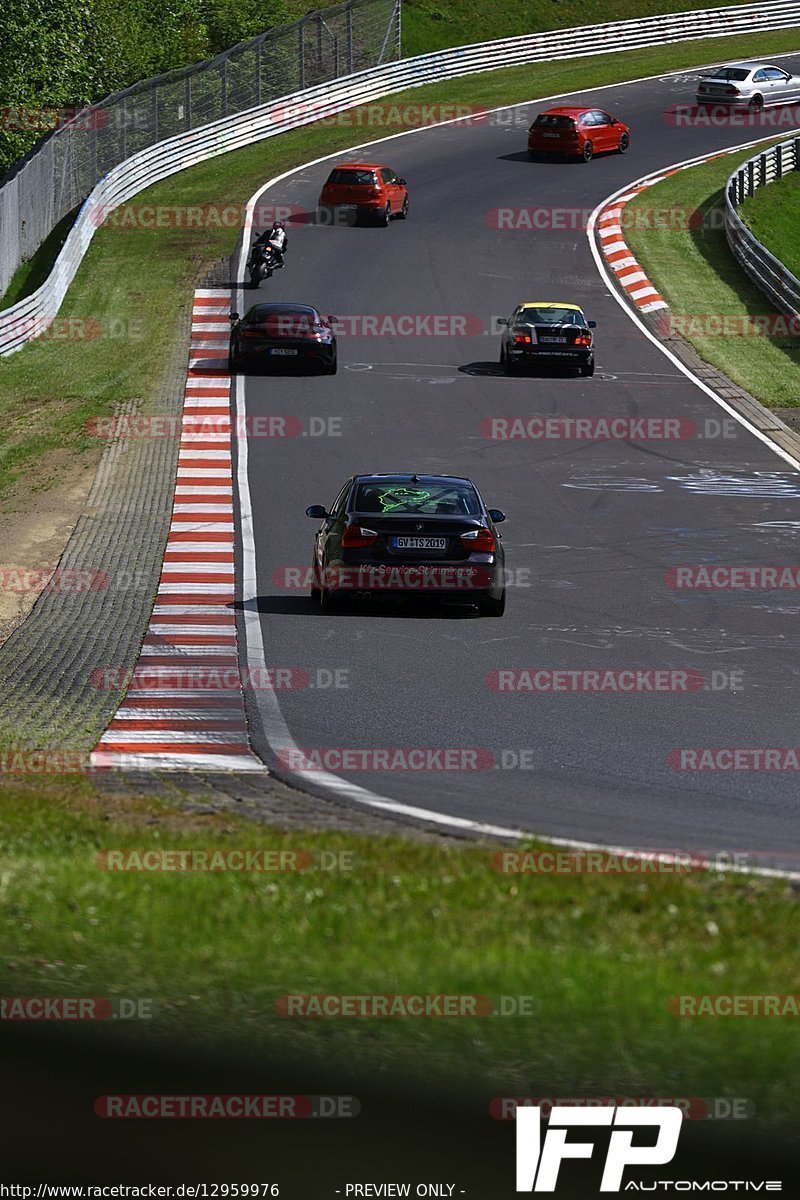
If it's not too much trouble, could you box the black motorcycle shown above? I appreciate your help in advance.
[248,243,278,287]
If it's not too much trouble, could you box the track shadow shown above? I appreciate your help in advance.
[235,594,481,619]
[289,208,370,228]
[459,360,584,379]
[234,595,319,615]
[459,360,506,378]
[228,360,335,377]
[498,150,584,165]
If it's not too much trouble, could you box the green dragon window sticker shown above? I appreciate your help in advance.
[377,487,433,512]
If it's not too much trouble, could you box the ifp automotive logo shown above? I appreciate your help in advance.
[515,1106,783,1191]
[516,1105,682,1191]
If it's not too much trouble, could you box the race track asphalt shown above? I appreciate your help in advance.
[235,58,800,870]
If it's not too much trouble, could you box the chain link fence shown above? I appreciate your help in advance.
[0,0,400,299]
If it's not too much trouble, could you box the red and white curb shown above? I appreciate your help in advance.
[595,184,670,313]
[595,148,751,314]
[91,288,265,772]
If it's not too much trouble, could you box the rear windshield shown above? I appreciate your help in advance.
[518,307,587,327]
[327,168,376,185]
[707,67,750,80]
[533,114,575,128]
[245,309,318,336]
[354,481,481,515]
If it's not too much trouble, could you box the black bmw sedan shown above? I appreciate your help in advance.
[305,473,507,616]
[498,301,596,376]
[228,303,337,373]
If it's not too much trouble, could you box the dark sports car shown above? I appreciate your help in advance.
[498,301,596,376]
[228,302,337,373]
[305,473,507,616]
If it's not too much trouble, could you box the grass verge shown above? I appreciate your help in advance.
[739,163,800,279]
[1,28,800,511]
[624,142,800,410]
[401,0,768,58]
[0,775,797,1125]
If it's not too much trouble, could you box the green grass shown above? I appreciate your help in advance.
[1,27,799,509]
[401,0,767,57]
[740,163,800,279]
[624,142,800,409]
[0,775,798,1124]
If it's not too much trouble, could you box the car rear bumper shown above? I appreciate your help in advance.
[232,341,335,362]
[320,197,386,210]
[528,137,579,151]
[509,346,592,364]
[695,94,747,106]
[317,559,503,596]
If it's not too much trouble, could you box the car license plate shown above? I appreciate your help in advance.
[540,336,567,343]
[270,348,298,355]
[542,132,560,138]
[392,537,447,550]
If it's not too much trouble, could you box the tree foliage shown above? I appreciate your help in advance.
[0,0,300,173]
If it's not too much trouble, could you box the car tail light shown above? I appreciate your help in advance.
[575,334,592,347]
[725,86,740,95]
[513,334,532,344]
[243,329,262,338]
[461,528,496,553]
[342,524,378,548]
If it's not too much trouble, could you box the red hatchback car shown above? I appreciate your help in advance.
[318,162,409,225]
[528,106,630,162]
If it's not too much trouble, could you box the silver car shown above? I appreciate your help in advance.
[696,62,800,108]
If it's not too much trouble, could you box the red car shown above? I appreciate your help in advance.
[318,162,408,225]
[528,106,630,162]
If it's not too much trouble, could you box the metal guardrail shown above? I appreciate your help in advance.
[3,0,800,355]
[0,0,400,304]
[725,136,800,316]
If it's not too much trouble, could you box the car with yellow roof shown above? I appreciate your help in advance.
[497,301,596,377]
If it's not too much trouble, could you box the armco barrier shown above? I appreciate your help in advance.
[3,0,800,355]
[725,136,800,316]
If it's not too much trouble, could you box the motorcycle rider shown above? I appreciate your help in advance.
[253,219,287,268]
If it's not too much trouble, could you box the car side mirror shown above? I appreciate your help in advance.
[588,320,597,328]
[328,315,337,324]
[497,318,509,327]
[488,509,506,523]
[398,178,407,185]
[306,505,329,519]
[230,312,239,322]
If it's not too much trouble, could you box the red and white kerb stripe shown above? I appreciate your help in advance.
[595,153,734,314]
[595,185,669,313]
[92,289,264,771]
